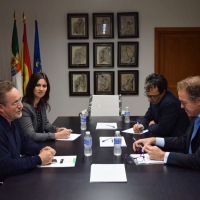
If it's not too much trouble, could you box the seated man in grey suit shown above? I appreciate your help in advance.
[133,76,200,170]
[133,73,190,137]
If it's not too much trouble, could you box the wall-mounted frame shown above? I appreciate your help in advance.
[118,70,139,95]
[117,12,139,38]
[69,71,90,96]
[94,71,114,95]
[93,42,114,68]
[68,43,89,68]
[92,13,114,39]
[118,42,139,67]
[67,13,89,39]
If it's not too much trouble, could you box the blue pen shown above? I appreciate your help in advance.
[106,124,115,128]
[102,137,113,142]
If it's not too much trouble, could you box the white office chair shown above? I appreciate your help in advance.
[86,94,122,116]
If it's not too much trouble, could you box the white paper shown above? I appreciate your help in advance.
[99,137,127,147]
[96,123,117,130]
[130,154,164,165]
[122,128,149,134]
[38,156,77,168]
[56,133,81,141]
[90,164,127,182]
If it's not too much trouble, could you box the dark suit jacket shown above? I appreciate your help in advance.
[164,117,200,170]
[140,90,190,137]
[0,115,42,181]
[19,103,57,142]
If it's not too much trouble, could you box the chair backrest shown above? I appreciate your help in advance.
[87,94,122,116]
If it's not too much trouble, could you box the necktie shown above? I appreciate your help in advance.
[188,117,200,154]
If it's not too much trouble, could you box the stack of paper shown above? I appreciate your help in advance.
[38,156,77,167]
[122,128,148,134]
[99,137,127,147]
[90,164,127,182]
[130,154,164,165]
[96,123,117,130]
[56,133,81,141]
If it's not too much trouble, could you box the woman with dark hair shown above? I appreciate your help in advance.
[19,72,72,141]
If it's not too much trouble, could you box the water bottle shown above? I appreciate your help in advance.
[80,111,87,130]
[84,131,92,156]
[113,131,122,156]
[124,107,130,123]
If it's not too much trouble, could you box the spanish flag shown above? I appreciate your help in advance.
[11,11,23,96]
[21,12,32,94]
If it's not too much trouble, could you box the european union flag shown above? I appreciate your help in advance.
[33,20,42,73]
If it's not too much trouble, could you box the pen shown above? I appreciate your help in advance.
[106,125,115,128]
[102,137,112,142]
[133,137,143,149]
[136,119,144,132]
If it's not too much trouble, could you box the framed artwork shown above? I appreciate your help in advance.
[118,70,139,95]
[117,12,139,38]
[94,71,114,95]
[67,13,89,39]
[93,42,114,68]
[68,43,89,68]
[118,42,139,67]
[69,71,90,96]
[92,13,114,39]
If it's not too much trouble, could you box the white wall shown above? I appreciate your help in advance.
[0,0,200,122]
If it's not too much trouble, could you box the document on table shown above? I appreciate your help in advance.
[90,164,127,182]
[38,156,77,168]
[130,154,164,165]
[96,123,117,130]
[122,128,148,134]
[56,133,81,141]
[99,137,127,147]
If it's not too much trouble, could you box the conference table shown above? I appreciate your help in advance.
[1,116,200,200]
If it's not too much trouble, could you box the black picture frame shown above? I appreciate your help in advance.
[67,13,89,39]
[118,42,139,67]
[94,71,114,95]
[117,12,139,38]
[93,42,114,68]
[68,43,89,68]
[92,13,114,39]
[69,71,90,96]
[118,70,139,95]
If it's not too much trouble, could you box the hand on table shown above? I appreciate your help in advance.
[133,124,144,133]
[40,146,56,156]
[39,149,54,165]
[55,128,72,139]
[144,145,165,161]
[133,137,156,152]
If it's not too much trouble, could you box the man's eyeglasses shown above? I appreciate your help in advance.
[125,154,145,164]
[143,92,160,100]
[12,97,22,107]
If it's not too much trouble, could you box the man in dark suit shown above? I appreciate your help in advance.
[133,73,189,137]
[133,76,200,170]
[0,81,56,182]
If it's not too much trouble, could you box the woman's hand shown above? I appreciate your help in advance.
[55,128,73,139]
